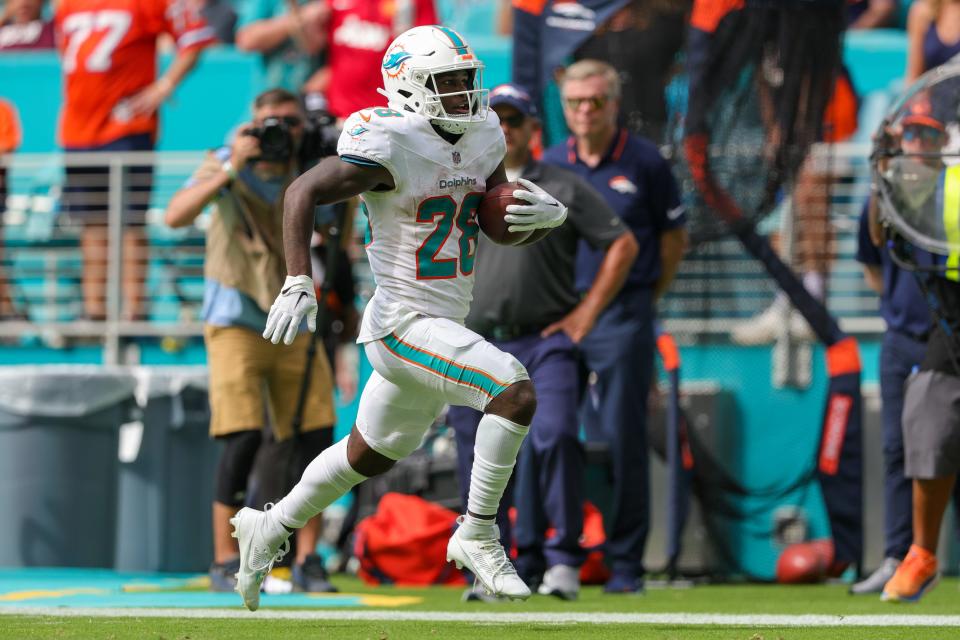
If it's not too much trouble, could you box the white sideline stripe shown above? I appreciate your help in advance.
[3,608,960,626]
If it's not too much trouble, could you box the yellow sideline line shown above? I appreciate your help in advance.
[0,588,106,601]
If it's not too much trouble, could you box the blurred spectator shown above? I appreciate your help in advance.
[851,188,960,593]
[848,0,898,29]
[55,0,215,322]
[497,0,512,35]
[309,225,359,403]
[906,0,960,83]
[512,0,688,145]
[880,162,960,601]
[446,83,638,600]
[165,88,339,594]
[0,98,20,319]
[188,0,237,44]
[545,59,687,594]
[731,66,859,345]
[235,0,326,94]
[300,0,438,121]
[0,0,55,51]
[573,0,690,144]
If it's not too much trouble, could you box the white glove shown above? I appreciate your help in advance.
[263,275,317,345]
[504,177,568,233]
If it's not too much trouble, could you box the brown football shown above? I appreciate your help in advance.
[476,181,533,246]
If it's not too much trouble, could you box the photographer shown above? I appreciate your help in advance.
[165,88,341,593]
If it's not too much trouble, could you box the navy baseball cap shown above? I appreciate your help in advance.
[489,83,539,119]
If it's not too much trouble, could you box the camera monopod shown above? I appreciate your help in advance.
[289,200,351,442]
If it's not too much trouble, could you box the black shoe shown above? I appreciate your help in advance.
[292,554,338,593]
[604,570,645,594]
[209,557,240,592]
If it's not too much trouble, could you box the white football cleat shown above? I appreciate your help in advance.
[230,506,291,611]
[446,517,531,601]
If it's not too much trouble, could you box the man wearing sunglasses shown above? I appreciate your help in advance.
[446,82,638,600]
[545,58,687,594]
[165,88,339,595]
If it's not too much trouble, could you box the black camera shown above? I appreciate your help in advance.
[245,116,297,163]
[243,96,340,169]
[300,98,341,171]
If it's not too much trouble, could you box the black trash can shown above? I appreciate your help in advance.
[0,366,136,568]
[114,367,220,572]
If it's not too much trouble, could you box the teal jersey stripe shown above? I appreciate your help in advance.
[341,154,382,168]
[382,333,508,398]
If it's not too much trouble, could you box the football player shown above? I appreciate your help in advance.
[230,25,568,611]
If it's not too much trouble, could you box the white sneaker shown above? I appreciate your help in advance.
[230,506,291,611]
[730,304,783,345]
[732,304,817,345]
[446,516,531,601]
[850,557,900,595]
[538,564,580,600]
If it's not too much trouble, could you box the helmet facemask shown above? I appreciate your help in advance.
[421,67,488,134]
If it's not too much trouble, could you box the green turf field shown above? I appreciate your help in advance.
[4,576,960,639]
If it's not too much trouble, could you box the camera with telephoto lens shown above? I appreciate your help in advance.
[245,116,296,163]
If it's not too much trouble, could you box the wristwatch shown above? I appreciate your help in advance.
[222,159,238,183]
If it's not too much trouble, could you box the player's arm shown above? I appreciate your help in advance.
[283,156,393,277]
[265,156,391,345]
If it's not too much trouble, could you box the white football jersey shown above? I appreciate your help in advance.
[337,107,506,343]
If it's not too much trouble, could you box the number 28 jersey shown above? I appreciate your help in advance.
[337,108,506,343]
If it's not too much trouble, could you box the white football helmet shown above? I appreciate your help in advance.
[379,25,488,134]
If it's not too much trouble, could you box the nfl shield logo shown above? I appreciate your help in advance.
[452,151,461,165]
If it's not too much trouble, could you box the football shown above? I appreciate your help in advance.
[477,181,533,246]
[774,540,830,584]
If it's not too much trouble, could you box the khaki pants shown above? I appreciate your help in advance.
[204,325,335,441]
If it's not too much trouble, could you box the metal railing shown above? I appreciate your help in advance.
[0,144,883,363]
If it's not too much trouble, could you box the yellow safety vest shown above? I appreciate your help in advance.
[944,165,960,281]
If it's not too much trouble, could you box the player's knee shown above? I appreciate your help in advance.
[346,425,397,477]
[488,379,537,426]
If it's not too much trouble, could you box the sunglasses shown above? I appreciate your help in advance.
[902,125,943,143]
[500,113,526,129]
[563,95,609,111]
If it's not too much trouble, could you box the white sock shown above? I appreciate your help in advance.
[461,414,528,539]
[803,271,825,302]
[270,436,366,530]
